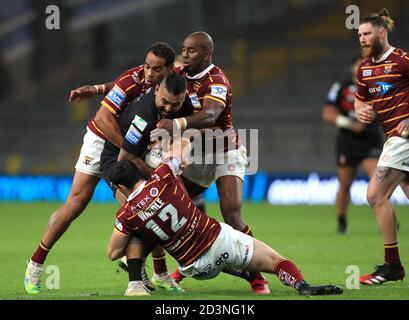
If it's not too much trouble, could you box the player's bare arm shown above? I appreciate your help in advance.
[68,83,112,103]
[152,98,224,137]
[118,148,153,178]
[93,106,124,148]
[354,98,376,124]
[108,229,130,260]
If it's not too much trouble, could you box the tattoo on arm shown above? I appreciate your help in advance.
[375,166,392,183]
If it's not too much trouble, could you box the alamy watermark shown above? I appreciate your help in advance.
[345,265,360,289]
[45,5,60,30]
[148,127,259,175]
[45,265,60,290]
[345,5,360,30]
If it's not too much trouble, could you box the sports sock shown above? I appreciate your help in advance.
[274,259,305,289]
[153,254,167,275]
[338,215,347,229]
[127,258,143,281]
[384,242,400,264]
[31,241,51,264]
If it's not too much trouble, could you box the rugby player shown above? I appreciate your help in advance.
[322,56,383,234]
[24,43,176,294]
[354,8,409,285]
[106,137,343,297]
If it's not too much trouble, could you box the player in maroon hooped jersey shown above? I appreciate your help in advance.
[107,137,343,297]
[24,43,176,294]
[354,8,409,285]
[322,56,382,234]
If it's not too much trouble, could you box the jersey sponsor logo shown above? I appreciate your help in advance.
[189,93,201,108]
[107,85,126,108]
[363,70,372,77]
[368,82,394,96]
[131,71,140,84]
[215,252,229,266]
[131,115,148,131]
[210,85,228,101]
[115,218,123,231]
[125,125,143,145]
[150,188,158,197]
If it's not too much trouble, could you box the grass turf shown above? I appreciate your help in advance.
[1,202,408,300]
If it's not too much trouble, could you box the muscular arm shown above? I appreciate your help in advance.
[93,106,124,148]
[107,229,130,261]
[153,98,224,139]
[118,148,153,178]
[69,82,114,103]
[184,98,224,129]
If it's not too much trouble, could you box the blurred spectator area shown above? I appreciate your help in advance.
[0,0,408,175]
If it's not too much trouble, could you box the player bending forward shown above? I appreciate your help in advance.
[107,137,343,296]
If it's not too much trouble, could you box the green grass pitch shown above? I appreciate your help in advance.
[1,202,408,300]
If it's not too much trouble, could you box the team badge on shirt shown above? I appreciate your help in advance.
[107,85,126,108]
[210,85,228,101]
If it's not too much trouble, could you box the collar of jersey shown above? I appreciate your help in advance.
[372,46,395,63]
[127,181,147,201]
[186,64,215,80]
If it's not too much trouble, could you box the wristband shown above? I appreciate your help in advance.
[335,115,354,130]
[93,84,105,95]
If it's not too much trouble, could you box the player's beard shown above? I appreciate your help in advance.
[361,37,384,59]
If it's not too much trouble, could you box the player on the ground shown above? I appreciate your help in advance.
[106,137,344,297]
[150,31,270,294]
[24,43,176,294]
[100,73,193,295]
[322,56,383,234]
[354,8,409,285]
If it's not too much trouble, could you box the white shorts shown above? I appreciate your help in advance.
[178,223,254,280]
[182,145,248,188]
[377,136,409,172]
[75,128,105,177]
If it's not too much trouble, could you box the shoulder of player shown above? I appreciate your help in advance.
[391,48,409,62]
[115,65,145,86]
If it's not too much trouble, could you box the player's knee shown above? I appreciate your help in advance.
[366,189,385,208]
[64,194,90,220]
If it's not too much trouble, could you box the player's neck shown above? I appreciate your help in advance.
[373,44,392,62]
